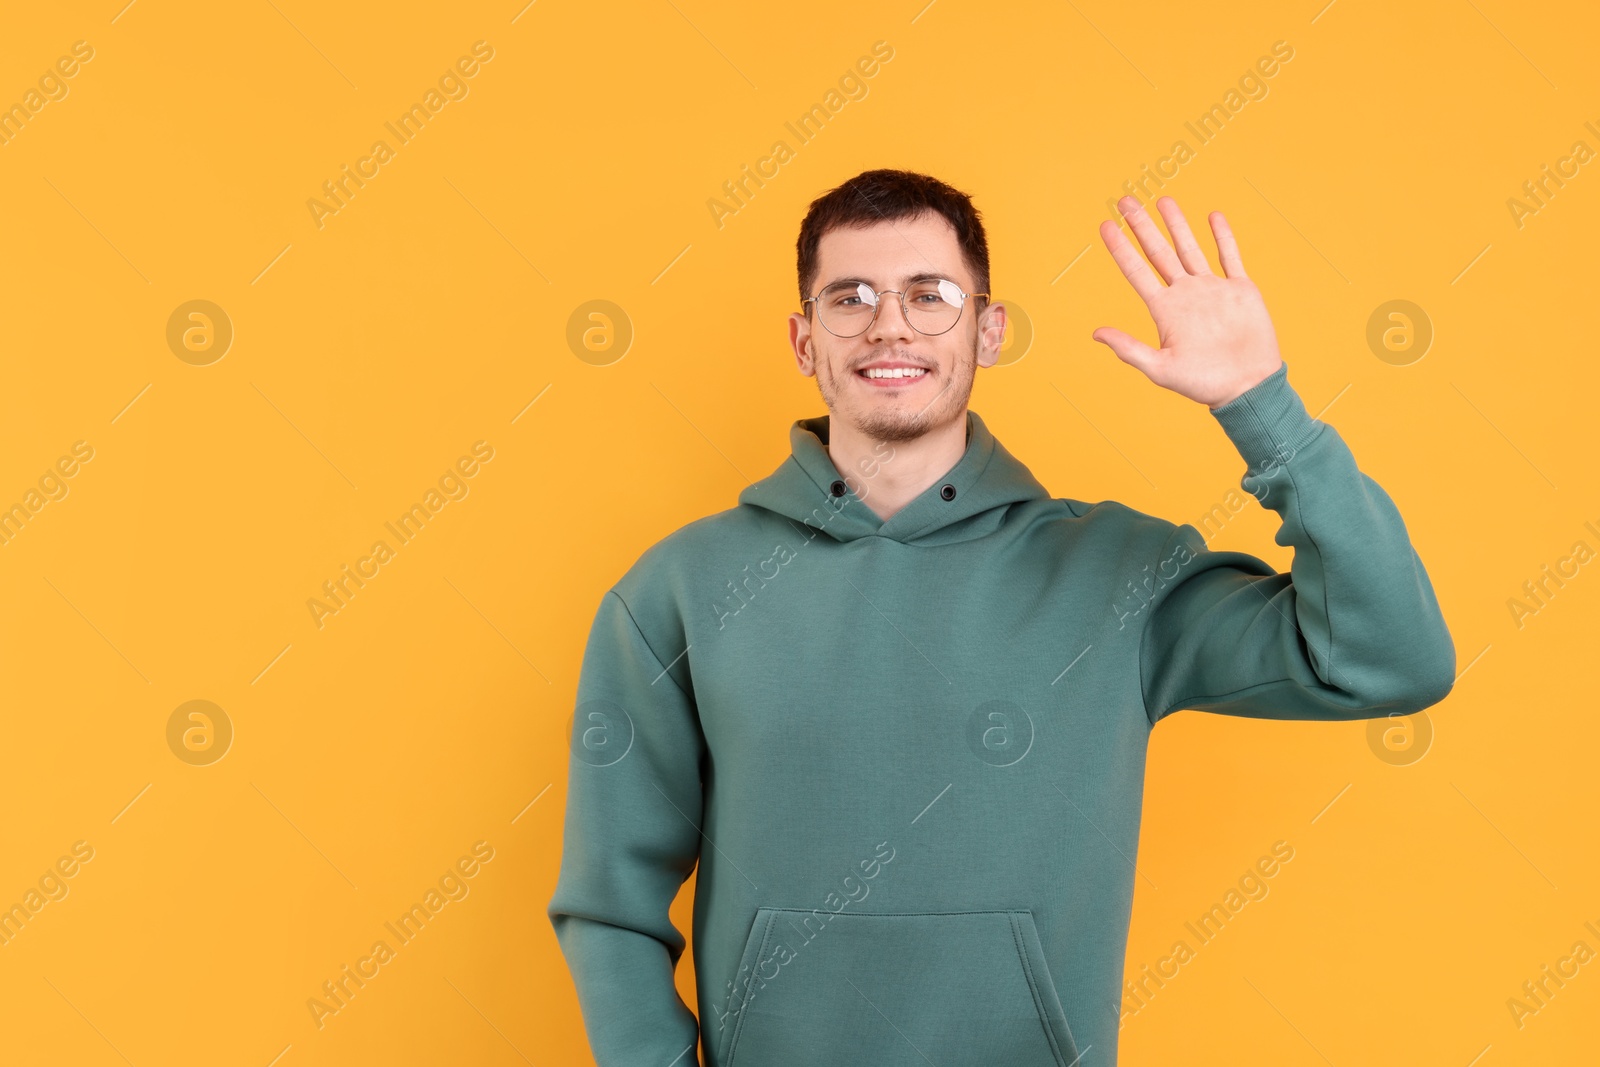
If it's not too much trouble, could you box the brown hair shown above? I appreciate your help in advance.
[795,168,990,314]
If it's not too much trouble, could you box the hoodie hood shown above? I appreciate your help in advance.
[736,409,1052,546]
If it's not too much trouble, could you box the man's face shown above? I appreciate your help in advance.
[788,213,1006,443]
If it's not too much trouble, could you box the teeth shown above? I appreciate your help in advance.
[861,367,927,379]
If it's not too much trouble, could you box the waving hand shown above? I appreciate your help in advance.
[1092,195,1285,410]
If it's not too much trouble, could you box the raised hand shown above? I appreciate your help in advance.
[1092,195,1285,410]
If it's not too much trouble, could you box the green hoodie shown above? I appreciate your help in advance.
[547,360,1455,1066]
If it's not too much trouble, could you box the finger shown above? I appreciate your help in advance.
[1098,219,1163,306]
[1117,196,1185,285]
[1209,211,1248,278]
[1154,197,1213,275]
[1091,326,1161,377]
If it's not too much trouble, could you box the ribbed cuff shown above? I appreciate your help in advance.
[1208,361,1322,473]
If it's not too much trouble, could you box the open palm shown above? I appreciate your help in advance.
[1092,195,1284,410]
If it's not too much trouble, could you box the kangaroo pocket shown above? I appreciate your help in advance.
[718,907,1082,1067]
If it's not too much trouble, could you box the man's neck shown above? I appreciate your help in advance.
[826,411,970,523]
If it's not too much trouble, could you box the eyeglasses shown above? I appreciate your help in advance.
[802,277,988,338]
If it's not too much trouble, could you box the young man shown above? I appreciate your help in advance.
[547,169,1454,1066]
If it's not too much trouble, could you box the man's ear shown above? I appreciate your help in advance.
[976,302,1007,368]
[789,311,817,376]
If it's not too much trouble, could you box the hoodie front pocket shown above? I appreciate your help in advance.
[718,907,1082,1067]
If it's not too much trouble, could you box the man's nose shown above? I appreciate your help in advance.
[866,292,915,343]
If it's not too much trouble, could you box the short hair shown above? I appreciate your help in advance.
[795,168,990,314]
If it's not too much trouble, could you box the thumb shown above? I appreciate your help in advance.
[1091,327,1160,376]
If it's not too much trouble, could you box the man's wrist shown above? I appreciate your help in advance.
[1208,361,1322,473]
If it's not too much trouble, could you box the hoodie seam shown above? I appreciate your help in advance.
[1222,380,1337,690]
[607,589,695,703]
[1138,524,1179,728]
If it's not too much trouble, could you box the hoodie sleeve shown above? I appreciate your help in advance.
[548,588,705,1066]
[1140,361,1456,726]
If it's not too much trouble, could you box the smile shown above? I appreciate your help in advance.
[858,367,929,385]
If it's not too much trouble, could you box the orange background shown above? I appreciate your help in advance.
[1,2,1596,1064]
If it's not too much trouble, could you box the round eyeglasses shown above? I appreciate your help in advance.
[802,277,988,338]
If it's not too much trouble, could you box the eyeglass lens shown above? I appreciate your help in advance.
[815,278,968,337]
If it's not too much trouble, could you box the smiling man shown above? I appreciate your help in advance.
[547,169,1455,1066]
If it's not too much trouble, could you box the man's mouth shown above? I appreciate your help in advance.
[857,365,931,386]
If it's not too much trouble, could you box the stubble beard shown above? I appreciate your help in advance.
[815,342,976,445]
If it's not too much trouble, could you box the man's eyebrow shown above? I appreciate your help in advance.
[820,270,951,290]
